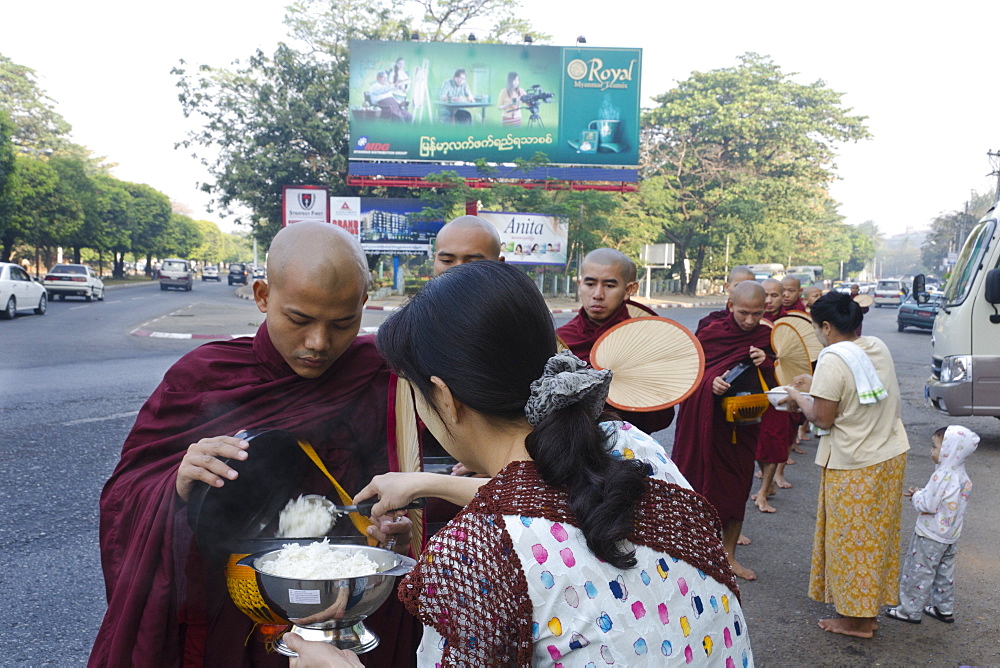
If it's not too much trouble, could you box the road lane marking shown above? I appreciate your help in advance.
[63,410,140,426]
[69,305,88,310]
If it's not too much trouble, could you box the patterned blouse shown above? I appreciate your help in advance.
[400,422,753,667]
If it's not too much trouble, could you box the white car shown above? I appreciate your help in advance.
[43,263,105,301]
[1,262,48,319]
[873,279,908,307]
[202,265,220,281]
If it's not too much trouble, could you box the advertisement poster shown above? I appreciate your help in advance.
[479,211,568,266]
[330,197,361,237]
[348,40,641,166]
[282,185,329,226]
[359,199,444,256]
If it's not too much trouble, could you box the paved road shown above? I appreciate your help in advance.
[1,288,997,665]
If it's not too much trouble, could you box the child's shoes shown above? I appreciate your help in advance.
[923,606,955,623]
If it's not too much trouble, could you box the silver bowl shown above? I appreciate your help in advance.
[238,541,415,655]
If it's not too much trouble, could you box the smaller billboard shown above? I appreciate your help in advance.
[282,185,329,226]
[479,212,568,266]
[359,199,444,256]
[330,197,362,237]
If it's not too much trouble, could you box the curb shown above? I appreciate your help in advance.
[130,326,380,340]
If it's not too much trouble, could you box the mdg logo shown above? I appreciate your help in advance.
[356,136,369,148]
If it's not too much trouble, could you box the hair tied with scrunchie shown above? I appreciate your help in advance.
[835,293,853,315]
[524,351,612,426]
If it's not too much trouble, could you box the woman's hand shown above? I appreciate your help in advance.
[354,472,427,517]
[285,633,362,667]
[789,374,813,392]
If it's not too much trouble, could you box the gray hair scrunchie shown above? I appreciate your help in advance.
[524,351,613,426]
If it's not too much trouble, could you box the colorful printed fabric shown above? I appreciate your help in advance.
[407,423,753,667]
[809,453,907,617]
[892,532,958,620]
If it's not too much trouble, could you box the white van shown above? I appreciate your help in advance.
[924,205,1000,417]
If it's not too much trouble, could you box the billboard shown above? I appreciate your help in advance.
[479,211,568,266]
[330,197,362,237]
[356,198,444,256]
[349,40,641,167]
[282,185,329,226]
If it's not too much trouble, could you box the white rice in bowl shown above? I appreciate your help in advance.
[258,539,381,579]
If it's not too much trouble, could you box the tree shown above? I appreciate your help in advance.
[160,213,204,258]
[123,182,172,274]
[642,53,871,293]
[0,53,72,151]
[921,189,995,272]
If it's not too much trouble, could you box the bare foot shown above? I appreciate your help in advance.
[755,469,763,479]
[792,445,806,454]
[755,497,776,513]
[729,558,756,581]
[785,457,796,465]
[738,533,751,546]
[775,479,792,489]
[818,617,876,639]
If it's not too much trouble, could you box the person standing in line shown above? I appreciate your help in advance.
[672,281,775,580]
[779,275,805,315]
[696,265,756,333]
[432,215,503,276]
[557,248,675,434]
[784,291,910,639]
[886,425,978,625]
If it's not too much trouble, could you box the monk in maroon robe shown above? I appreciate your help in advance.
[557,248,674,433]
[91,223,419,667]
[779,275,806,316]
[671,281,774,580]
[695,265,755,334]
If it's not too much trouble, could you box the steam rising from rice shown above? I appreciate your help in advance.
[278,495,340,538]
[258,539,381,579]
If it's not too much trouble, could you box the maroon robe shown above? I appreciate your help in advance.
[91,323,419,668]
[779,299,806,317]
[696,308,729,334]
[557,300,674,433]
[671,313,774,524]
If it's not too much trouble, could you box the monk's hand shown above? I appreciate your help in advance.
[749,346,766,366]
[367,513,412,554]
[285,632,363,667]
[712,375,731,396]
[175,435,249,502]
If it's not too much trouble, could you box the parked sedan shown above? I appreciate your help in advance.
[897,293,942,331]
[42,263,105,301]
[1,262,48,319]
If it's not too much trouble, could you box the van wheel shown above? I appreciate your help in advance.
[897,322,905,332]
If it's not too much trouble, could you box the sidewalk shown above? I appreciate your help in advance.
[130,286,726,340]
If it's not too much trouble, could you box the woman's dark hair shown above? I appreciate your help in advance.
[392,58,405,83]
[506,71,519,94]
[810,291,863,334]
[376,261,647,569]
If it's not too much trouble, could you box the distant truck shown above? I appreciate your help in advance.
[785,265,823,286]
[923,202,1000,417]
[747,263,785,280]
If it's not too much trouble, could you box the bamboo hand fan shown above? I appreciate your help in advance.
[590,317,704,412]
[775,313,823,362]
[853,293,874,308]
[770,320,813,386]
[393,376,425,556]
[626,303,654,319]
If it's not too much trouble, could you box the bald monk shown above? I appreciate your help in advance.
[432,215,502,275]
[696,265,756,333]
[752,278,797,512]
[91,223,418,667]
[779,275,805,315]
[672,281,775,579]
[802,286,822,308]
[557,248,674,433]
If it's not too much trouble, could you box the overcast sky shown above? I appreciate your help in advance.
[3,0,998,237]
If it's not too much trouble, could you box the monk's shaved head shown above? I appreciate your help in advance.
[728,265,754,287]
[582,248,637,284]
[256,222,370,378]
[803,286,822,306]
[267,222,369,292]
[762,278,781,291]
[729,280,766,332]
[781,275,803,308]
[781,275,801,291]
[433,216,503,275]
[731,280,766,307]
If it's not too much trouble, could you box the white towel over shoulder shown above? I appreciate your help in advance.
[817,341,887,404]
